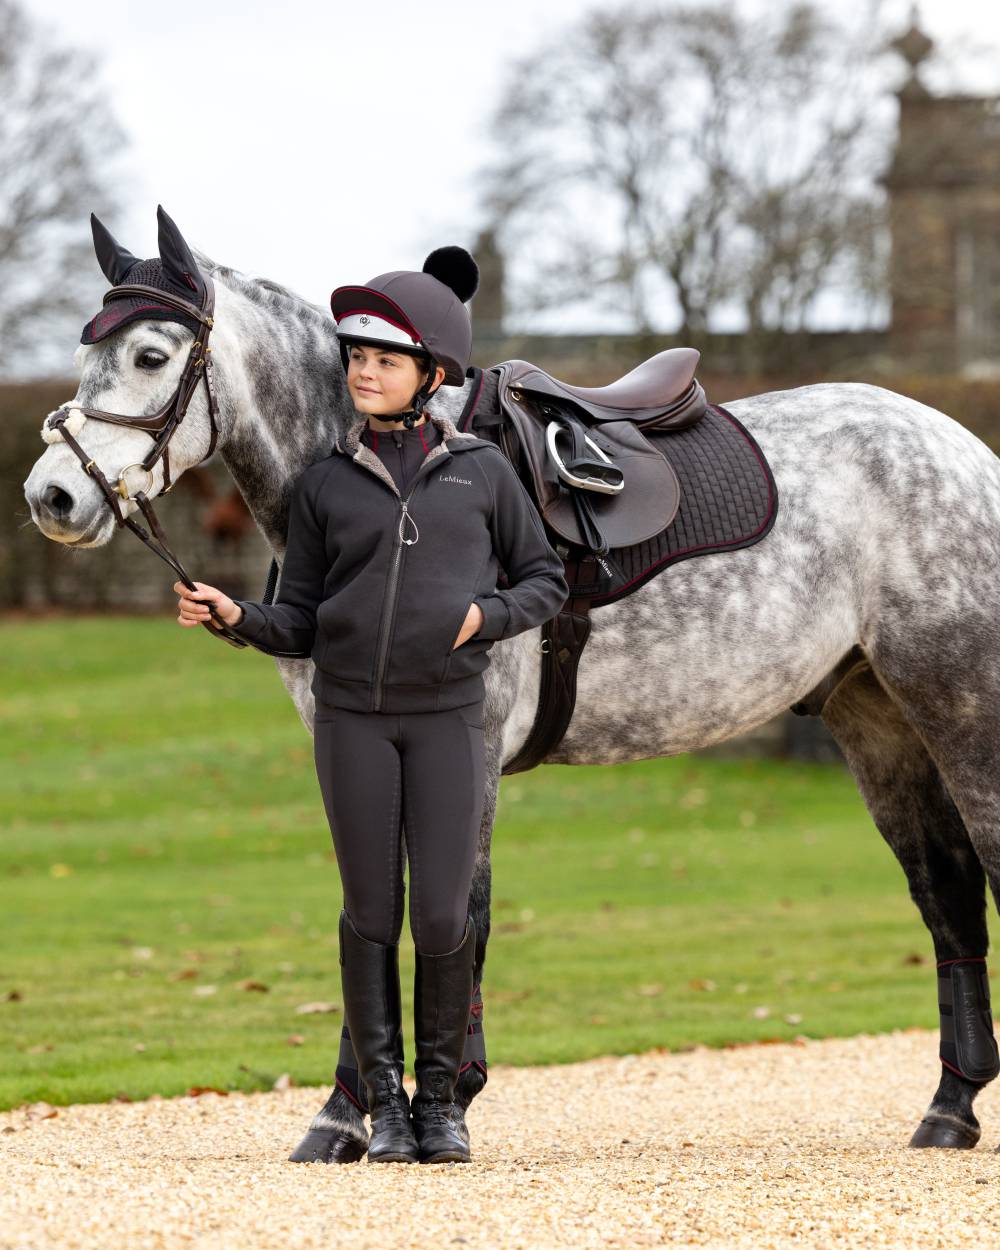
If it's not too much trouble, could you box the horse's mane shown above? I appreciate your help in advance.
[192,247,334,330]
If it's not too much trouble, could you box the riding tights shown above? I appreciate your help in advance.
[312,692,487,956]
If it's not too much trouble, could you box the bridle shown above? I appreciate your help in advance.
[44,273,250,650]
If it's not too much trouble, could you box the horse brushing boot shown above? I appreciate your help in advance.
[411,918,476,1164]
[910,956,1000,1149]
[338,911,419,1164]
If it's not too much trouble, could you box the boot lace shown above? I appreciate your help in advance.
[372,1071,410,1128]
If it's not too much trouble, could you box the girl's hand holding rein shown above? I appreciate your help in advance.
[174,580,242,629]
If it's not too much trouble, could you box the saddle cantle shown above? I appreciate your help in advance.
[453,356,778,774]
[505,347,707,426]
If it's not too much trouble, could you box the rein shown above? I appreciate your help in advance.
[44,274,254,651]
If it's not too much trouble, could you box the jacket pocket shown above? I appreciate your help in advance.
[447,594,477,651]
[314,574,382,682]
[386,579,477,688]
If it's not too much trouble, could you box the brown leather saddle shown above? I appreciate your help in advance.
[492,350,707,555]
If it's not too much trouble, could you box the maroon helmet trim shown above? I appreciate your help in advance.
[333,307,422,343]
[330,285,422,339]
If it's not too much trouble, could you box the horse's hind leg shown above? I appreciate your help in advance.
[821,665,996,1149]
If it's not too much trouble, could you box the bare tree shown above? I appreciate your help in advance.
[478,1,893,367]
[0,0,129,379]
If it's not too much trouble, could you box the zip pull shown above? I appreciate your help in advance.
[398,500,419,545]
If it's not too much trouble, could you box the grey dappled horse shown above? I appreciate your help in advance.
[23,228,1000,1155]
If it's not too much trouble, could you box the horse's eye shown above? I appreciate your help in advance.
[136,349,168,370]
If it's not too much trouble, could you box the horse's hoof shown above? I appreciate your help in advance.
[909,1116,981,1149]
[288,1127,368,1164]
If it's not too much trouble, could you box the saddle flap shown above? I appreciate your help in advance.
[501,386,680,548]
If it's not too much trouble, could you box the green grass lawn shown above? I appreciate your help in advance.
[1,616,945,1110]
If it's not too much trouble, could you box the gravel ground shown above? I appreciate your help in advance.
[3,1029,1000,1250]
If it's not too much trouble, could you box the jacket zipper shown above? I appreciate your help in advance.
[370,450,451,712]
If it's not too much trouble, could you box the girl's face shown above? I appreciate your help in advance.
[346,343,443,420]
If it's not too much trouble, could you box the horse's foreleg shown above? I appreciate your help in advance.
[287,1043,369,1163]
[821,665,997,1149]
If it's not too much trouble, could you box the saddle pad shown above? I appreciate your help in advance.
[574,402,777,605]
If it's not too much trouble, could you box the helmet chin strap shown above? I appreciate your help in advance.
[399,366,437,430]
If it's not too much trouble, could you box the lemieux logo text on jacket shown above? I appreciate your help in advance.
[439,473,472,485]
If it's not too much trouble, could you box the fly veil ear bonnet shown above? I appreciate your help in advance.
[82,205,211,343]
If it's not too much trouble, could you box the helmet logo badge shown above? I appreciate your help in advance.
[359,315,370,326]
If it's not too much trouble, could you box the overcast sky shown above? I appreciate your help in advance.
[21,0,1000,334]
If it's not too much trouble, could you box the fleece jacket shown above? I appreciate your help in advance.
[229,408,570,713]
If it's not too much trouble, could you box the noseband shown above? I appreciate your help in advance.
[44,274,251,650]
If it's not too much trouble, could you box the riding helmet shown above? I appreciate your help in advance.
[331,247,479,427]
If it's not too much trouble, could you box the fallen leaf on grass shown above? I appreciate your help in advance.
[902,952,929,966]
[688,978,716,992]
[169,968,199,982]
[286,1034,306,1047]
[272,1073,294,1092]
[3,991,22,1003]
[294,1001,340,1015]
[237,980,269,993]
[186,1086,229,1097]
[26,1044,53,1054]
[752,1005,771,1020]
[637,984,664,998]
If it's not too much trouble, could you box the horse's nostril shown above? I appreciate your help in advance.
[41,483,75,520]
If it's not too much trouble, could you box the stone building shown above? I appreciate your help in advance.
[884,10,1000,374]
[473,9,1000,378]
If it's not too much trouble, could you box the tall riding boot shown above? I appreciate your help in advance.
[411,918,476,1164]
[338,911,419,1163]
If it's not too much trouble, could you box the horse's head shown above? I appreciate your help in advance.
[23,205,228,547]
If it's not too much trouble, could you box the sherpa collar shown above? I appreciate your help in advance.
[332,409,483,499]
[336,409,475,455]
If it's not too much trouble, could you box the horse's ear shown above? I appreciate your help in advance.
[156,204,206,302]
[90,213,140,285]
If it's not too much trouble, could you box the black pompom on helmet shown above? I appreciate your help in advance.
[331,246,479,427]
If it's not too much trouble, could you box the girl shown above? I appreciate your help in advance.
[174,247,568,1164]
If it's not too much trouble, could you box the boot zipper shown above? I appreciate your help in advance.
[370,451,451,711]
